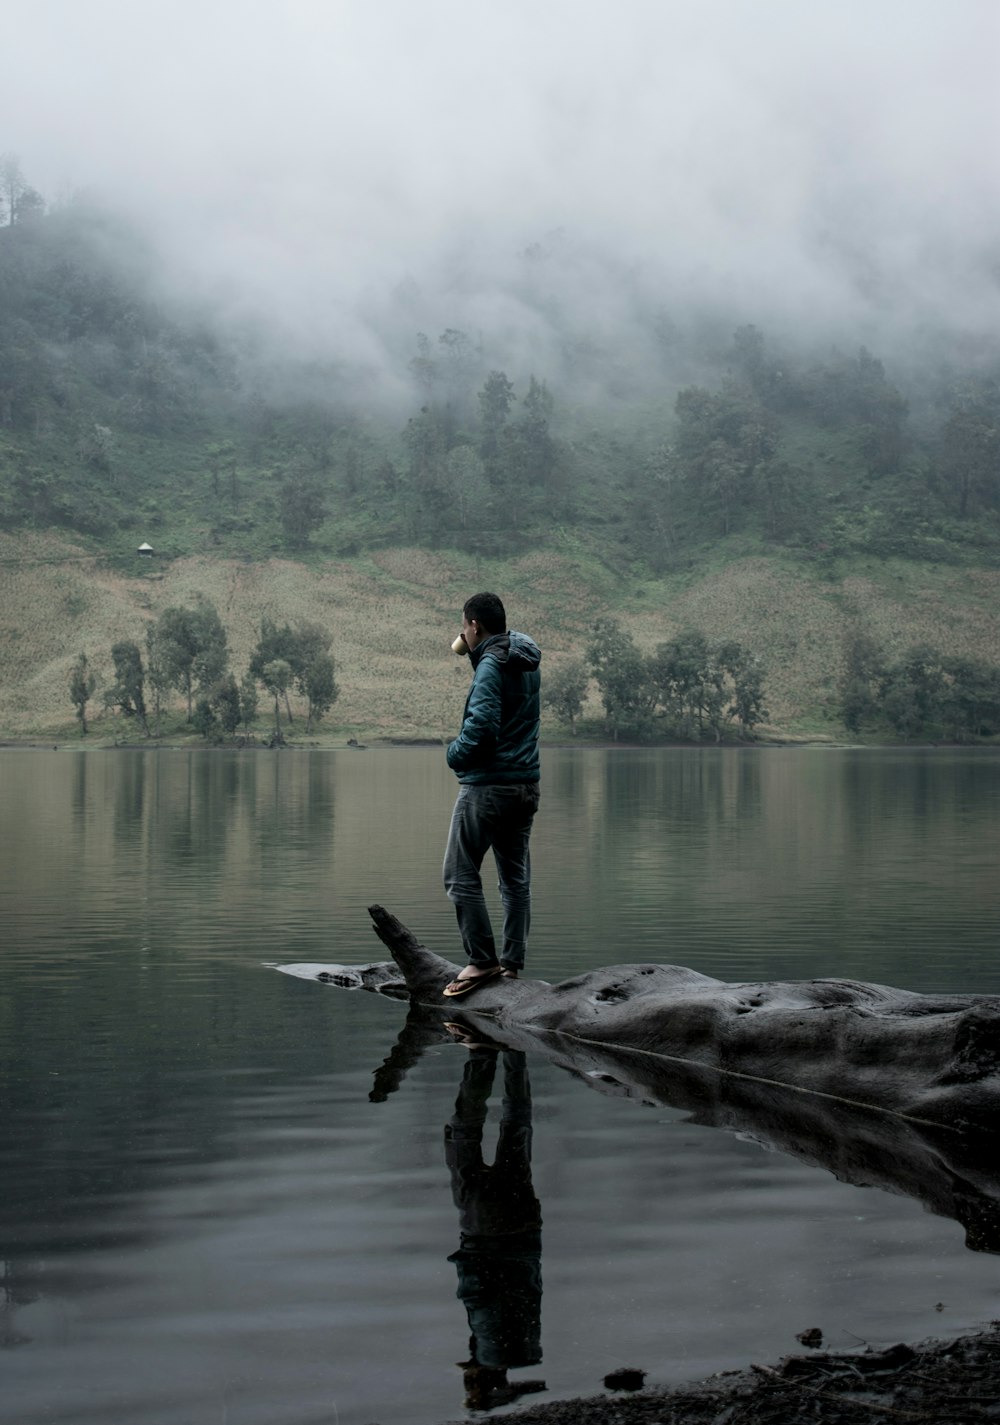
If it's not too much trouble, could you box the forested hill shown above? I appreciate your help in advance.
[2,177,1000,742]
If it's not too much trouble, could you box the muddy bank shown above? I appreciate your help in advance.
[458,1323,1000,1424]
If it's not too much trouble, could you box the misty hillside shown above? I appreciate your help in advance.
[3,184,1000,563]
[2,177,1000,741]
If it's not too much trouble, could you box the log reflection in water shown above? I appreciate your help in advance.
[278,897,1000,1256]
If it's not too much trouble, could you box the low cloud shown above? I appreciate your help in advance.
[4,0,998,387]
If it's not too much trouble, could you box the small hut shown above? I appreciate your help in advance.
[137,542,153,558]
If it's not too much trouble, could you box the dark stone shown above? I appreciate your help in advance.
[604,1368,647,1391]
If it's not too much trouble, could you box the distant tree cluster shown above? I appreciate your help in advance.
[542,618,766,742]
[248,616,338,735]
[839,632,1000,741]
[77,600,338,741]
[628,327,918,565]
[77,593,768,747]
[399,331,564,550]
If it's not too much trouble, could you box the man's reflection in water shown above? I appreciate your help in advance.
[444,1032,545,1411]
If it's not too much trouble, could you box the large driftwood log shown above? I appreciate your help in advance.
[274,905,1000,1249]
[337,905,1000,1130]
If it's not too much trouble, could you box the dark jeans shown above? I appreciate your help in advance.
[443,782,540,971]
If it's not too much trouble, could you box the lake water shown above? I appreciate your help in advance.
[1,746,999,1424]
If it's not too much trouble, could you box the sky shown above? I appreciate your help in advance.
[3,0,999,370]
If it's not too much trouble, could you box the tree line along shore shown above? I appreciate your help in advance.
[54,589,1000,748]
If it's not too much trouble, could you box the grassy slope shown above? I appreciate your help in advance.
[3,528,999,742]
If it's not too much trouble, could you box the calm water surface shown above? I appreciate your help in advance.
[1,746,999,1424]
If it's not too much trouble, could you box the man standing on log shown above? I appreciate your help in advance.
[442,593,541,998]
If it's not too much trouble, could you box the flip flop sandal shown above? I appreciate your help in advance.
[442,966,503,998]
[442,1022,496,1049]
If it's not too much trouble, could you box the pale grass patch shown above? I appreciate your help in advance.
[840,569,1000,667]
[4,535,1000,738]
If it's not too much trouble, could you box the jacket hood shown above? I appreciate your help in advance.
[471,631,541,672]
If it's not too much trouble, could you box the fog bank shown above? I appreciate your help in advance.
[4,1,998,382]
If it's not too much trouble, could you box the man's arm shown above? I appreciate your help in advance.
[447,657,503,772]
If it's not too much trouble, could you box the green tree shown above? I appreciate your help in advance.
[878,646,945,740]
[938,656,1000,741]
[730,324,772,399]
[437,327,479,428]
[628,442,685,571]
[715,640,768,738]
[505,375,557,522]
[192,697,220,742]
[250,619,298,723]
[152,599,229,721]
[702,441,744,538]
[206,439,238,503]
[402,405,450,540]
[127,342,191,434]
[342,445,362,497]
[106,640,149,734]
[940,382,1000,517]
[855,347,908,475]
[191,599,228,694]
[648,630,711,737]
[145,623,171,735]
[239,670,259,735]
[279,472,328,547]
[434,446,493,543]
[542,659,588,734]
[0,320,49,430]
[301,651,338,730]
[68,652,97,734]
[673,382,778,536]
[586,618,655,740]
[291,622,339,730]
[839,631,886,734]
[76,422,116,476]
[261,658,292,739]
[838,641,1000,741]
[151,606,199,719]
[478,370,515,481]
[649,632,766,740]
[789,347,907,475]
[753,460,816,544]
[476,372,558,531]
[213,673,243,739]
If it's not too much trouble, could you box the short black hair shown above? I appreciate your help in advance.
[463,592,506,634]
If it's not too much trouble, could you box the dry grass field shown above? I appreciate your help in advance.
[2,530,999,741]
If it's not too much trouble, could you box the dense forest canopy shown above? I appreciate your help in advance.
[2,158,999,577]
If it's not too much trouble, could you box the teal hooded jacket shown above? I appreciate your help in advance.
[446,631,541,785]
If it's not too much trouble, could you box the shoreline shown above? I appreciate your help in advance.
[449,1322,1000,1424]
[0,734,994,753]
